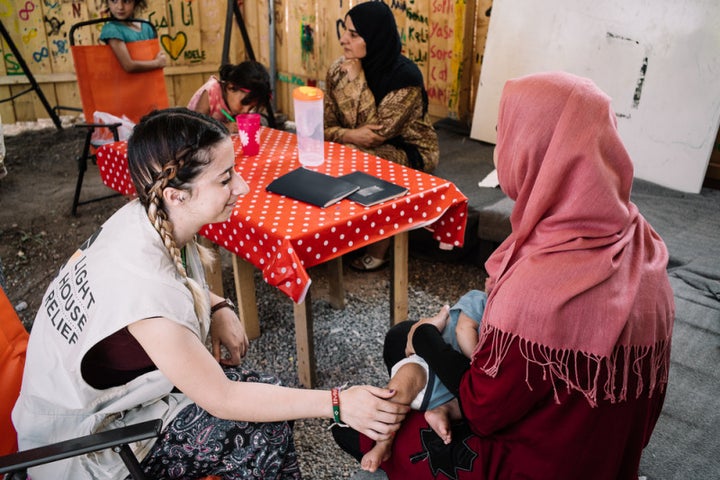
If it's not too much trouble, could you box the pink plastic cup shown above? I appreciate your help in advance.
[236,113,261,156]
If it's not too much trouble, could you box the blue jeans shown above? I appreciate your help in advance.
[393,290,487,411]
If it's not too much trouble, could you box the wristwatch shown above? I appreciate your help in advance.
[210,298,236,315]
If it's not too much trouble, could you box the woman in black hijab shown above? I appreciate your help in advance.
[325,1,439,271]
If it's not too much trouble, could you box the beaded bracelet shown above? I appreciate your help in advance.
[329,385,349,429]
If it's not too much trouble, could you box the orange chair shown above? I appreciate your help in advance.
[67,18,169,215]
[0,286,27,458]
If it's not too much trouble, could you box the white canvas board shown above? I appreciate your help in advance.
[470,0,720,193]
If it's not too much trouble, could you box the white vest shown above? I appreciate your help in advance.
[13,201,210,479]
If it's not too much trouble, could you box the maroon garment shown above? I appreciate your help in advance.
[81,327,156,389]
[353,73,671,478]
[361,333,665,479]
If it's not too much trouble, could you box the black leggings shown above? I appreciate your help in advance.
[383,320,414,375]
[333,321,415,461]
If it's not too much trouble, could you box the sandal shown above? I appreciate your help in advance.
[350,253,388,272]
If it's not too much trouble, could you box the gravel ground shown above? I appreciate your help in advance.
[1,119,487,479]
[218,247,487,479]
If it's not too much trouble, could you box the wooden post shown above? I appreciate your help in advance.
[293,290,316,388]
[232,255,260,340]
[327,256,345,310]
[390,231,409,325]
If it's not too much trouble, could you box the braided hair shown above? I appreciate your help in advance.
[128,107,228,324]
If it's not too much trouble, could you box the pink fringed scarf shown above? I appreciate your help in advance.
[478,72,675,407]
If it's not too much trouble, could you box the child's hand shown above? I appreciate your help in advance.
[155,51,168,68]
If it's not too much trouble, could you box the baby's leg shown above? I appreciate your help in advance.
[424,397,462,445]
[361,362,427,472]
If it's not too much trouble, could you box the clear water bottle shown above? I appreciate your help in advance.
[293,86,325,168]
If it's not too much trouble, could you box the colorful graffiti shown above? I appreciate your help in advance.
[149,2,198,61]
[17,0,34,21]
[0,0,211,73]
[160,32,187,60]
[148,1,194,29]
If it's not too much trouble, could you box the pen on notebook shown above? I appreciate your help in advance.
[220,109,235,122]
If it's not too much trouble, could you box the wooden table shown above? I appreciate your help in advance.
[96,128,468,387]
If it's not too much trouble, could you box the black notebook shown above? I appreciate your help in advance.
[266,167,359,208]
[339,171,409,207]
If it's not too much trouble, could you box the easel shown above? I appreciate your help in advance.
[222,0,256,63]
[0,20,63,130]
[221,0,277,128]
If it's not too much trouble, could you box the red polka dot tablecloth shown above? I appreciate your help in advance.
[96,127,468,303]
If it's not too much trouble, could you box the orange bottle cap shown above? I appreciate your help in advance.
[293,86,324,101]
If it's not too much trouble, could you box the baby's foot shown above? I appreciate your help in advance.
[420,304,450,333]
[361,440,392,472]
[425,405,453,444]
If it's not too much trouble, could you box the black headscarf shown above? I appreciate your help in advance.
[347,1,427,111]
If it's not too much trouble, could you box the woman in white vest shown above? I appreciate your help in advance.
[12,107,408,479]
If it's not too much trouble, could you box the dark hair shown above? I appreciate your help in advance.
[106,0,148,15]
[219,61,272,110]
[128,107,228,208]
[132,0,148,13]
[346,1,426,110]
[347,1,401,69]
[127,107,228,322]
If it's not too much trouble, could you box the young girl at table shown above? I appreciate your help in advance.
[12,107,408,480]
[187,61,275,132]
[325,1,439,271]
[99,0,167,73]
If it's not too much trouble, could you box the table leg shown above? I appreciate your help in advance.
[293,291,316,388]
[232,255,260,340]
[390,231,409,325]
[327,257,345,310]
[199,238,224,296]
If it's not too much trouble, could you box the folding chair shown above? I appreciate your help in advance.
[67,18,169,216]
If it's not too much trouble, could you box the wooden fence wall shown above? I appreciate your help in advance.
[0,0,492,126]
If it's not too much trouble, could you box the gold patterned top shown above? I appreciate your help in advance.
[323,57,439,173]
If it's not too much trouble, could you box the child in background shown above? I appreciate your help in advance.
[99,0,167,73]
[187,61,274,132]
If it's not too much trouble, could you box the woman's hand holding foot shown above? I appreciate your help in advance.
[340,386,409,441]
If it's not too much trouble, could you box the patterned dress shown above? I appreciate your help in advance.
[324,57,439,173]
[138,368,301,480]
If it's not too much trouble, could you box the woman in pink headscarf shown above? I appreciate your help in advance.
[333,71,675,479]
